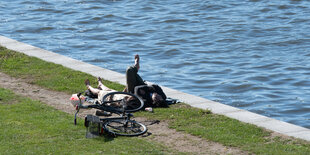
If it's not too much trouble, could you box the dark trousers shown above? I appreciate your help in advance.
[126,65,145,94]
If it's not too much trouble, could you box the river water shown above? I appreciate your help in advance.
[1,0,310,128]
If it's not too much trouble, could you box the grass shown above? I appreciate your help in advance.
[0,87,177,154]
[1,46,310,154]
[136,104,310,154]
[0,46,124,93]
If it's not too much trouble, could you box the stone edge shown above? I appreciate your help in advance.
[1,35,309,142]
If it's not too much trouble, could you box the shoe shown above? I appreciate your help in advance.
[84,79,90,86]
[95,110,112,116]
[97,77,102,82]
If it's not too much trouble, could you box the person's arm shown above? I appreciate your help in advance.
[134,85,149,96]
[134,85,154,107]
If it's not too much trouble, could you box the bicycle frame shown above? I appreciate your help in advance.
[74,93,134,125]
[73,92,147,137]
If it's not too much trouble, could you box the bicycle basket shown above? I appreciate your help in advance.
[85,115,102,138]
[70,94,85,107]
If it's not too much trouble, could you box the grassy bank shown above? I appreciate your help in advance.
[137,105,310,154]
[0,46,124,93]
[1,46,310,154]
[0,87,175,154]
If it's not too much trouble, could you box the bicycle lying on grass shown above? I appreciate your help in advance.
[72,91,147,137]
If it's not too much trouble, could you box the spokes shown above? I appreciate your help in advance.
[104,120,147,136]
[106,121,142,134]
[101,92,144,112]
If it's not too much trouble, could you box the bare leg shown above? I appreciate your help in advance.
[97,77,112,91]
[85,79,101,95]
[88,85,101,95]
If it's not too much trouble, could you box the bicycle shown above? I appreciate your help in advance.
[73,91,147,137]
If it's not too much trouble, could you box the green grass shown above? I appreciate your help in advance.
[0,46,124,93]
[0,87,176,154]
[1,46,310,154]
[136,104,310,154]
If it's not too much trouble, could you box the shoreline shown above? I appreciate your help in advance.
[1,35,310,142]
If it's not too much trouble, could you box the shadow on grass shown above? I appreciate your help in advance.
[85,129,115,142]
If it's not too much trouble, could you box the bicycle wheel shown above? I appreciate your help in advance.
[104,119,147,136]
[101,92,144,112]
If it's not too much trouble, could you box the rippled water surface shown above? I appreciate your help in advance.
[1,0,310,128]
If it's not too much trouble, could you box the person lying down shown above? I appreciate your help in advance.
[82,77,140,116]
[84,77,123,104]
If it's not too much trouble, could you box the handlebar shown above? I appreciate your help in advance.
[74,92,126,125]
[74,92,84,125]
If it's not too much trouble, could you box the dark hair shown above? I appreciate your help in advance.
[152,93,168,107]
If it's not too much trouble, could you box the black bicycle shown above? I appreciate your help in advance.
[74,91,147,137]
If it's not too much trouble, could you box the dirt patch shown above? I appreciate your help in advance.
[0,72,248,154]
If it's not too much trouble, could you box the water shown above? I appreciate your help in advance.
[1,0,310,128]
